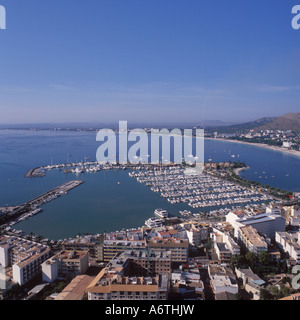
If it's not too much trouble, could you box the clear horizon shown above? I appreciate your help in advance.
[0,1,300,124]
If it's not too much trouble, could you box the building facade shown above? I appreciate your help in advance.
[42,250,89,282]
[147,238,189,263]
[0,235,50,286]
[87,251,169,300]
[238,226,268,254]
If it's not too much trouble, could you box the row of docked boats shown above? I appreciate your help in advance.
[129,167,273,209]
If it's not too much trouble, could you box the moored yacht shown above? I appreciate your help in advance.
[154,208,169,219]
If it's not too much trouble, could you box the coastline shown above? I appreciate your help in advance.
[205,137,300,159]
[233,166,250,176]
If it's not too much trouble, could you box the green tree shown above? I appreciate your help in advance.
[281,276,291,285]
[258,251,270,265]
[245,252,256,268]
[282,260,288,273]
[269,286,280,300]
[279,286,291,299]
[205,237,212,250]
[231,254,245,269]
[260,288,272,300]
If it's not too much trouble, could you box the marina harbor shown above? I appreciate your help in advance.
[7,159,278,233]
[0,180,84,232]
[129,166,273,209]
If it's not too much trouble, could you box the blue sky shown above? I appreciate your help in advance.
[0,0,299,124]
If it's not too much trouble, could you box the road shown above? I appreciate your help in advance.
[199,267,215,300]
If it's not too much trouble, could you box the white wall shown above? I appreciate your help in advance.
[42,260,59,283]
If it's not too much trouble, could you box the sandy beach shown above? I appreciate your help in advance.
[205,138,300,159]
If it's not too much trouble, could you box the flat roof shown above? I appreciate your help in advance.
[55,275,94,300]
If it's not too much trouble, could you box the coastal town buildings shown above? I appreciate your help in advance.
[86,251,169,300]
[103,229,147,262]
[171,270,205,300]
[0,235,50,286]
[275,231,300,264]
[237,226,268,254]
[42,250,89,283]
[62,235,103,261]
[181,221,209,246]
[117,250,172,276]
[226,210,286,239]
[212,226,240,256]
[147,238,189,263]
[214,242,232,265]
[208,265,238,297]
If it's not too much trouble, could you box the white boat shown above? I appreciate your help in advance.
[154,208,169,219]
[74,167,83,174]
[145,217,163,228]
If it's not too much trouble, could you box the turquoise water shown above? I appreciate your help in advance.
[0,130,299,240]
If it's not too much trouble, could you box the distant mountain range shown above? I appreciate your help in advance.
[205,113,300,133]
[255,113,300,132]
[204,117,276,133]
[0,113,299,132]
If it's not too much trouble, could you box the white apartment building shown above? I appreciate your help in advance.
[238,226,268,254]
[275,231,300,264]
[226,211,285,239]
[212,227,240,256]
[87,251,169,300]
[0,235,50,286]
[181,222,209,246]
[42,250,89,282]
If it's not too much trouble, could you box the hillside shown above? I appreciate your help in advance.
[205,117,277,133]
[255,113,300,132]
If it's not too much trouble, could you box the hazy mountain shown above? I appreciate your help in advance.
[205,117,277,133]
[255,113,300,132]
[1,114,298,132]
[201,120,239,127]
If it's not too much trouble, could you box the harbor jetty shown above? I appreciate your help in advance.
[0,180,84,230]
[25,167,46,178]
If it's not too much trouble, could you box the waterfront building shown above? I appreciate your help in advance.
[282,141,292,148]
[0,235,50,286]
[167,226,188,240]
[147,238,189,263]
[275,231,300,264]
[86,251,169,300]
[145,217,163,228]
[42,250,89,282]
[238,226,268,254]
[226,210,286,239]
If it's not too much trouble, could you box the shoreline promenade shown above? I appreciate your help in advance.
[205,138,300,159]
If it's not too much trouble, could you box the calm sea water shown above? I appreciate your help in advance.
[0,130,299,240]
